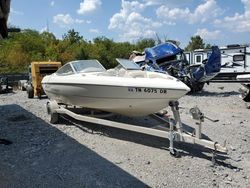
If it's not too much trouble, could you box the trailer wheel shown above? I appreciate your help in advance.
[37,92,42,100]
[239,84,250,102]
[192,82,205,92]
[18,80,27,91]
[46,101,60,124]
[243,92,250,102]
[181,77,204,93]
[188,81,205,93]
[27,86,34,98]
[18,81,22,90]
[50,112,59,124]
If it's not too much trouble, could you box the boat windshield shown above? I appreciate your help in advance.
[116,58,141,70]
[71,60,106,73]
[56,63,74,75]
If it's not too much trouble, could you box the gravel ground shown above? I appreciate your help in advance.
[0,83,249,188]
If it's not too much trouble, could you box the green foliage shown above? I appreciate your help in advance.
[205,43,212,49]
[135,38,155,50]
[185,35,205,51]
[1,28,212,74]
[1,29,140,73]
[62,29,83,44]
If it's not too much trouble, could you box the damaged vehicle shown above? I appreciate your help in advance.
[130,42,221,92]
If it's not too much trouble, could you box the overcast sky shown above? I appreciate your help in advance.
[9,0,250,47]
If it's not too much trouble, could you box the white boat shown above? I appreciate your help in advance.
[42,58,190,117]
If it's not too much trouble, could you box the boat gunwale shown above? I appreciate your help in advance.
[42,82,189,92]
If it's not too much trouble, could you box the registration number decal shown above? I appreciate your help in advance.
[128,87,167,94]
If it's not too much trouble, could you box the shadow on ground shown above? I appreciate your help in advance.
[190,90,239,97]
[0,104,148,188]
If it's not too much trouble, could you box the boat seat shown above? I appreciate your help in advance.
[102,69,117,76]
[118,68,126,76]
[128,71,147,78]
[148,73,166,79]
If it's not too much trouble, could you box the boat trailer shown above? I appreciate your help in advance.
[46,100,227,157]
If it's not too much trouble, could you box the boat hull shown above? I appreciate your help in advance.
[42,82,188,116]
[42,68,190,117]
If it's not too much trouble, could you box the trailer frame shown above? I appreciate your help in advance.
[46,100,227,157]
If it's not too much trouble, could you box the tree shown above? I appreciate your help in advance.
[18,29,46,60]
[41,31,57,45]
[135,38,155,51]
[0,27,166,73]
[205,43,212,49]
[75,46,89,60]
[185,35,205,51]
[62,29,83,44]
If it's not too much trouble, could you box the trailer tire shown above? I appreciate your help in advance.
[37,92,42,100]
[47,101,59,114]
[188,82,205,93]
[243,92,250,102]
[18,80,27,91]
[240,84,250,102]
[50,112,59,124]
[192,82,205,92]
[47,101,60,123]
[27,86,34,98]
